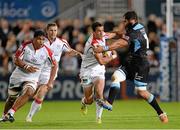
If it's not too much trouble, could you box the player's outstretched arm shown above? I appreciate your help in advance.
[67,49,83,58]
[93,38,128,53]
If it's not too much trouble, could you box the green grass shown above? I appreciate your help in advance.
[0,100,179,129]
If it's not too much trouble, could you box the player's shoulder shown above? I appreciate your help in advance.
[21,40,32,47]
[56,37,68,44]
[132,23,144,31]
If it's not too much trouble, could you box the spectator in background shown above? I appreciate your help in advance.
[2,32,18,75]
[147,14,157,34]
[74,33,86,68]
[146,50,159,67]
[11,20,22,35]
[80,17,93,35]
[16,20,34,43]
[61,53,79,75]
[33,20,46,30]
[0,18,12,48]
[61,19,74,44]
[0,18,12,75]
[74,33,85,53]
[72,29,80,48]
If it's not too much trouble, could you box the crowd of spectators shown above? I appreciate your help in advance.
[0,15,179,76]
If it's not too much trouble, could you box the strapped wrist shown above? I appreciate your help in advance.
[23,64,30,70]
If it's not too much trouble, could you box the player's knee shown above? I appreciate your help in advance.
[111,70,126,83]
[137,90,149,99]
[23,87,35,97]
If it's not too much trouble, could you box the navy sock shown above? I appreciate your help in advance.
[107,82,120,105]
[149,96,163,115]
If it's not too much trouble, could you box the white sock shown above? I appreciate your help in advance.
[8,108,15,116]
[96,102,103,119]
[27,100,42,119]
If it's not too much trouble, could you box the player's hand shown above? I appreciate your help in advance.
[73,50,83,58]
[46,82,53,90]
[25,66,39,73]
[77,52,83,59]
[93,45,104,53]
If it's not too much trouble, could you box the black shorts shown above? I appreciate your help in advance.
[121,56,150,83]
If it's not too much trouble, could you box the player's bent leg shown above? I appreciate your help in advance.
[81,97,88,115]
[26,85,47,122]
[0,97,17,122]
[0,89,19,122]
[135,80,168,123]
[7,84,35,122]
[108,69,126,105]
[80,85,93,115]
[95,101,103,124]
[93,78,105,123]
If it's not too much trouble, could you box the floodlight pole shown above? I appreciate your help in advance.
[166,0,174,37]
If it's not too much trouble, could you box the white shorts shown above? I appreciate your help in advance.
[80,65,105,87]
[38,68,58,85]
[38,71,51,85]
[8,81,37,96]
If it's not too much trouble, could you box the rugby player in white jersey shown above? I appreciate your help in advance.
[25,23,82,122]
[80,22,119,124]
[0,30,58,122]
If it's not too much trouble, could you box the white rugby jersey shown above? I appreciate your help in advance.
[43,37,71,70]
[81,33,109,68]
[10,41,56,83]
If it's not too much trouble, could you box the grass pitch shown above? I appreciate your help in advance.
[0,100,179,129]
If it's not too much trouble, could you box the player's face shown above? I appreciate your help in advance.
[122,18,129,28]
[34,36,45,49]
[94,26,104,39]
[47,26,58,40]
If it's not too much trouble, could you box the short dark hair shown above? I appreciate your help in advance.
[92,22,103,32]
[46,23,57,29]
[34,29,45,38]
[123,11,138,21]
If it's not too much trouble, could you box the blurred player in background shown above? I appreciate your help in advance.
[80,22,119,124]
[0,30,58,122]
[93,11,168,123]
[26,23,82,122]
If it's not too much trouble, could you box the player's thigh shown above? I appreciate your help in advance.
[38,72,51,85]
[93,78,105,95]
[8,82,23,98]
[22,81,37,97]
[134,60,150,90]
